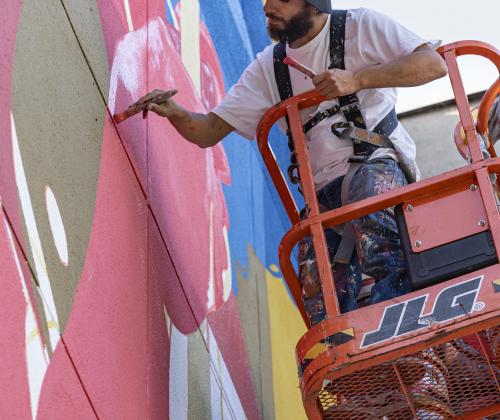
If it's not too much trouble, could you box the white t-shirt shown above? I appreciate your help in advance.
[213,8,440,190]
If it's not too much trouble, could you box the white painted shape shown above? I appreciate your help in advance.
[11,112,60,351]
[109,18,180,115]
[166,0,179,30]
[168,316,189,420]
[181,0,201,96]
[147,18,167,73]
[221,226,232,303]
[108,26,147,114]
[123,0,134,32]
[226,0,254,61]
[209,350,223,420]
[45,186,69,267]
[163,305,171,340]
[208,325,246,420]
[3,218,49,420]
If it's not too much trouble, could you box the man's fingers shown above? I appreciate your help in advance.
[133,89,163,107]
[147,103,166,116]
[312,73,325,85]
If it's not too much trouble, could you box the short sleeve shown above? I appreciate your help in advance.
[212,55,275,140]
[357,8,441,65]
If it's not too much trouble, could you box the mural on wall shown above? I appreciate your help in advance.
[0,0,306,418]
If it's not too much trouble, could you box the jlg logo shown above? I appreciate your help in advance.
[361,276,484,348]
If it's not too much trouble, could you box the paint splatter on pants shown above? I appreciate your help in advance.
[298,158,410,326]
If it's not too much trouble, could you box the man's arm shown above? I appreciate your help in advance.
[133,89,234,148]
[312,44,448,99]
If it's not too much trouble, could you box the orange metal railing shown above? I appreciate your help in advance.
[257,41,500,418]
[257,40,500,328]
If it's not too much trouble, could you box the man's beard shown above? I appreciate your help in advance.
[267,7,314,44]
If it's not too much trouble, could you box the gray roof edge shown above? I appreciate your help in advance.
[398,91,486,119]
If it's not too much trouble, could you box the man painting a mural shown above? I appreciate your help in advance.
[134,0,448,325]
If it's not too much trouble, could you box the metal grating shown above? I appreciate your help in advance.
[312,328,500,419]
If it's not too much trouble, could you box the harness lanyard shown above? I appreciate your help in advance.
[273,10,399,185]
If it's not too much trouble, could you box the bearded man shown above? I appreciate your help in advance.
[136,0,448,326]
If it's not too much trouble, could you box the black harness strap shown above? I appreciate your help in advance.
[330,10,398,137]
[273,41,295,156]
[330,10,366,129]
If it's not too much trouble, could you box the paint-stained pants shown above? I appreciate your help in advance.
[298,158,410,326]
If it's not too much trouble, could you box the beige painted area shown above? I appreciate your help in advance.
[11,0,106,335]
[188,326,212,419]
[180,0,201,96]
[61,0,111,101]
[266,270,308,420]
[236,245,275,419]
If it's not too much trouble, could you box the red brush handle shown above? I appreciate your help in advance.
[283,56,316,79]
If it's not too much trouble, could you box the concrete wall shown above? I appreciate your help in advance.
[0,1,307,418]
[2,1,491,419]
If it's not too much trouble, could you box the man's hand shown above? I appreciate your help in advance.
[312,69,360,99]
[132,89,176,117]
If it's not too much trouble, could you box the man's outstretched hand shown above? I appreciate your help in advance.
[312,69,361,99]
[114,89,178,123]
[132,89,178,117]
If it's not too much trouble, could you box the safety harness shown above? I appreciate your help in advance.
[273,10,404,263]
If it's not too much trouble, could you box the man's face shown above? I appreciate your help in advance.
[264,0,315,44]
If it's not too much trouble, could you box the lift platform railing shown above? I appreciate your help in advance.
[257,40,499,328]
[257,41,500,419]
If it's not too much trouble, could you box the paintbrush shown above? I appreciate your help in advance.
[283,57,316,79]
[113,89,178,124]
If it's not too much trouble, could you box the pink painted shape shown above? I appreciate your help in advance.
[37,343,97,419]
[0,1,260,417]
[0,210,33,419]
[0,1,28,251]
[95,1,129,68]
[61,115,149,418]
[149,211,200,335]
[97,0,149,190]
[208,295,262,420]
[146,13,232,330]
[148,214,182,419]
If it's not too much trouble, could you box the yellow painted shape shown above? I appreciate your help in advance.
[266,270,308,420]
[47,320,59,331]
[343,327,354,337]
[269,263,281,274]
[181,0,201,96]
[493,279,500,286]
[304,343,330,360]
[26,327,41,346]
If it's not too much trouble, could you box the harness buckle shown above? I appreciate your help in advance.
[340,102,362,115]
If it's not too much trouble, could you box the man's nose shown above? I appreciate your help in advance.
[263,0,277,15]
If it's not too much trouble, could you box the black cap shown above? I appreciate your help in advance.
[305,0,332,14]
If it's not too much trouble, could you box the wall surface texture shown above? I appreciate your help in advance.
[0,0,308,419]
[1,1,482,419]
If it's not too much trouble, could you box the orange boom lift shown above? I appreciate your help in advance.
[257,41,500,419]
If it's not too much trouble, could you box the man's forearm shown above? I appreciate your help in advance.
[355,48,448,91]
[166,102,233,148]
